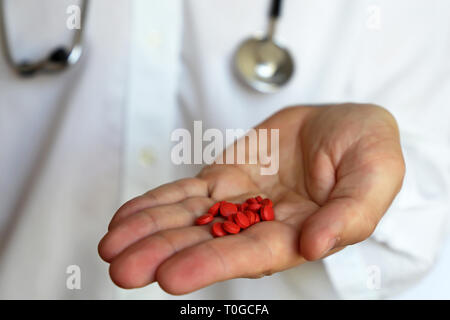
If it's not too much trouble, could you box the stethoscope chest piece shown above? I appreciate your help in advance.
[234,36,294,94]
[233,0,294,94]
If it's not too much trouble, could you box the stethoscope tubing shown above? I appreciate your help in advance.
[0,0,292,94]
[0,0,89,77]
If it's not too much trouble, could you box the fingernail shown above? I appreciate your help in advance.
[321,237,338,258]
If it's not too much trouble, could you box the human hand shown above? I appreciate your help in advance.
[98,104,405,294]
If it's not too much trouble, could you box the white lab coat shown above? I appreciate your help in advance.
[0,0,449,299]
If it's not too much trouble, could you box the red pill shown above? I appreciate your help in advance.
[248,203,262,211]
[227,214,235,222]
[220,202,238,217]
[196,213,214,225]
[246,198,258,204]
[260,205,275,221]
[251,212,259,224]
[223,221,240,234]
[208,202,221,216]
[244,210,256,225]
[261,198,273,207]
[255,196,263,203]
[234,212,250,229]
[241,202,249,211]
[211,222,227,237]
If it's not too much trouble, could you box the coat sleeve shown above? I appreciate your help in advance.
[323,130,450,299]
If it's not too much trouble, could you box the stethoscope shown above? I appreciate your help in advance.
[0,0,294,93]
[234,0,294,93]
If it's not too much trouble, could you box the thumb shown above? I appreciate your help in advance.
[299,156,405,261]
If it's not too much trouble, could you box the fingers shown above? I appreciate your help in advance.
[108,224,214,289]
[300,157,405,261]
[102,190,312,293]
[156,221,305,295]
[109,178,209,229]
[99,197,213,262]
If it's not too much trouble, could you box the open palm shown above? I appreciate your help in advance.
[98,104,405,295]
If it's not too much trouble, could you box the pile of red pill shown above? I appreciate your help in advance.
[195,196,274,237]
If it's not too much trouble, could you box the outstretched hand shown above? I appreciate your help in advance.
[98,104,405,295]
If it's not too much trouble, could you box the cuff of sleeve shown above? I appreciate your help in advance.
[371,132,450,264]
[323,132,450,299]
[323,245,381,299]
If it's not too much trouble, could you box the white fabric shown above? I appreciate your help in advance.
[0,0,130,299]
[0,0,449,299]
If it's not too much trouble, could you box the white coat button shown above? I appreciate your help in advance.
[138,147,157,167]
[147,30,162,49]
